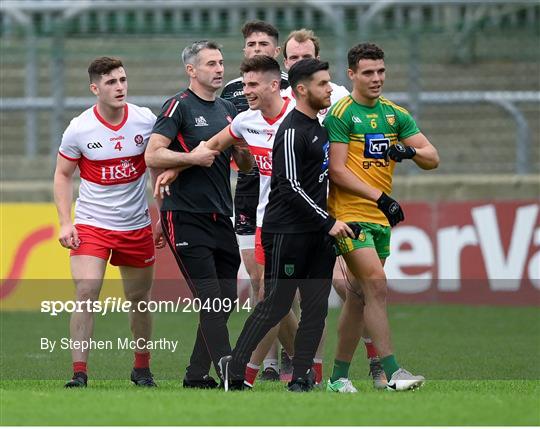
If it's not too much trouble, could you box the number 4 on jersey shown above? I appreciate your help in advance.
[114,142,123,151]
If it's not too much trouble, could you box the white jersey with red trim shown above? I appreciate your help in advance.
[229,97,294,227]
[59,103,156,231]
[281,81,350,123]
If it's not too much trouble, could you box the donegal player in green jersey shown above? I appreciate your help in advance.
[324,43,439,392]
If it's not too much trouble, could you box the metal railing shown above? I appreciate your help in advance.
[1,0,539,173]
[2,91,538,174]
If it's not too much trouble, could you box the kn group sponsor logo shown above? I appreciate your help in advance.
[319,141,330,182]
[364,133,390,159]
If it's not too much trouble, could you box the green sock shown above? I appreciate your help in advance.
[330,359,350,382]
[380,354,400,380]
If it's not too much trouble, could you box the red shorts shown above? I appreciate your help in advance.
[255,226,265,265]
[70,224,155,268]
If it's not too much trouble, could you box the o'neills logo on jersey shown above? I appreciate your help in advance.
[250,146,272,176]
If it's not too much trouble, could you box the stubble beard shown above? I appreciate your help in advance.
[307,91,330,112]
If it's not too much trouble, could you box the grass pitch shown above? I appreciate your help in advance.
[1,304,539,425]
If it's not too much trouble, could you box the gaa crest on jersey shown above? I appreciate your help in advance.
[284,264,295,276]
[134,134,144,146]
[386,114,396,126]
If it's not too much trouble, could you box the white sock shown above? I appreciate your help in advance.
[263,358,278,371]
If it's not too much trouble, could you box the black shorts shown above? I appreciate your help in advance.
[234,194,257,235]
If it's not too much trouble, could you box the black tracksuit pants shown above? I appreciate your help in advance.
[230,230,335,380]
[162,210,241,380]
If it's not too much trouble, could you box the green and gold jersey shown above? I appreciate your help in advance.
[323,95,419,226]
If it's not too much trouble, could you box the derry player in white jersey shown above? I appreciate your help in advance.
[281,29,387,390]
[229,98,294,267]
[153,55,295,388]
[53,57,161,388]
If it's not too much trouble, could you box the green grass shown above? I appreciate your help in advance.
[1,304,539,425]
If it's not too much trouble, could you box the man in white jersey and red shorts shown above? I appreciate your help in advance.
[154,55,294,388]
[54,57,161,388]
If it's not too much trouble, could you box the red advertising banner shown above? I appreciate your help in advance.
[1,201,538,308]
[384,201,539,305]
[151,201,540,306]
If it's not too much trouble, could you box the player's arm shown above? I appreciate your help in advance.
[147,168,166,248]
[329,142,404,227]
[205,125,240,151]
[204,120,253,172]
[329,142,381,201]
[231,140,254,173]
[400,132,439,170]
[53,155,80,249]
[145,133,219,169]
[152,130,236,197]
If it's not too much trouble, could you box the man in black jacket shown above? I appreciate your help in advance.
[219,59,354,392]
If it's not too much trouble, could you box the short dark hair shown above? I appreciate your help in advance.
[241,20,279,44]
[348,43,385,70]
[288,58,329,94]
[240,55,281,79]
[88,57,124,83]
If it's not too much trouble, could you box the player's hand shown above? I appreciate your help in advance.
[153,168,180,198]
[58,223,80,250]
[328,220,355,239]
[376,192,405,227]
[154,219,166,249]
[384,143,416,162]
[190,141,220,167]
